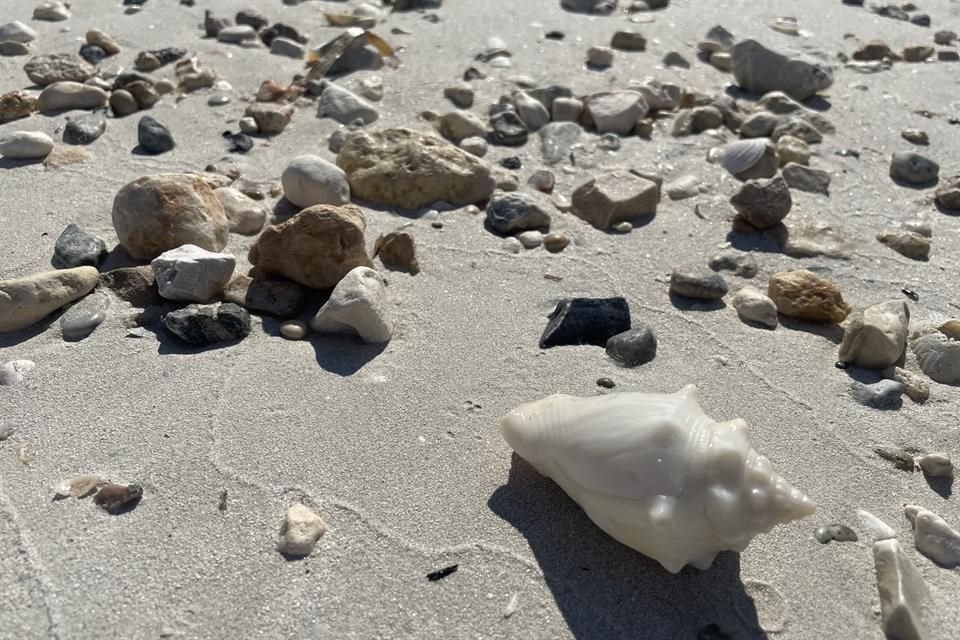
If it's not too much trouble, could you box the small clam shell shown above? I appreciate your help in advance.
[910,329,960,385]
[720,138,770,175]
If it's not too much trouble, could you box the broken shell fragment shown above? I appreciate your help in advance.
[909,323,960,385]
[499,385,815,573]
[858,509,897,541]
[904,505,960,568]
[54,475,103,499]
[94,483,143,514]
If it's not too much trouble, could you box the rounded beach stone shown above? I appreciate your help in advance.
[730,175,792,229]
[280,320,308,340]
[109,89,138,117]
[310,266,392,343]
[162,302,251,347]
[670,268,728,300]
[890,152,939,185]
[838,300,909,368]
[0,131,54,159]
[60,291,110,341]
[281,155,351,209]
[0,266,99,333]
[138,116,175,154]
[63,114,106,145]
[214,187,268,234]
[732,285,778,328]
[111,173,230,260]
[485,191,552,235]
[605,324,657,367]
[37,82,108,113]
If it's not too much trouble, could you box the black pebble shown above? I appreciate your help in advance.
[63,114,106,145]
[426,564,458,582]
[901,288,919,301]
[540,297,631,349]
[499,156,522,170]
[489,110,529,146]
[545,31,565,40]
[605,325,657,367]
[137,115,175,154]
[223,130,253,154]
[596,377,616,389]
[79,44,107,65]
[834,361,849,370]
[52,223,107,268]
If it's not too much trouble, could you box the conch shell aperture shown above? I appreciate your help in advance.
[500,385,815,573]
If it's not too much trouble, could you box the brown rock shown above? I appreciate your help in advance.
[767,270,851,324]
[374,231,420,274]
[902,46,934,62]
[934,176,960,210]
[111,173,230,260]
[94,483,142,514]
[336,128,496,209]
[876,228,930,260]
[0,90,38,123]
[730,175,792,229]
[249,204,371,289]
[853,40,898,61]
[571,170,659,229]
[97,266,161,307]
[221,274,306,318]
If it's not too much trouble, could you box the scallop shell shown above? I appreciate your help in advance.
[910,324,960,385]
[720,138,770,175]
[500,385,815,573]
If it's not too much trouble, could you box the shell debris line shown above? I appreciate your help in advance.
[1,0,959,637]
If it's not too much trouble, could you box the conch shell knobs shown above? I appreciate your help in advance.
[500,385,815,573]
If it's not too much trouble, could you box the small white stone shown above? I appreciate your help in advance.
[459,136,488,157]
[277,503,327,557]
[613,221,632,233]
[356,75,384,101]
[501,236,522,253]
[217,25,258,44]
[0,131,54,159]
[514,91,550,131]
[33,1,70,21]
[517,230,543,249]
[310,267,392,343]
[732,285,778,328]
[151,244,236,302]
[915,453,953,479]
[281,154,351,209]
[280,320,307,340]
[904,505,960,568]
[214,187,267,235]
[0,360,36,386]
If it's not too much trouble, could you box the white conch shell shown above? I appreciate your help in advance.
[500,385,815,573]
[910,322,960,385]
[720,138,770,175]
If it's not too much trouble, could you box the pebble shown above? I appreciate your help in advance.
[552,97,583,122]
[310,267,392,343]
[814,524,858,544]
[214,187,267,235]
[236,8,269,31]
[767,270,850,324]
[605,324,657,367]
[708,249,758,278]
[611,31,647,51]
[709,51,733,71]
[782,163,830,195]
[731,39,833,101]
[501,237,522,253]
[915,453,953,478]
[730,176,793,229]
[52,223,106,269]
[317,82,380,125]
[439,111,487,142]
[0,131,54,159]
[776,135,811,166]
[137,116,175,154]
[280,320,308,340]
[0,21,37,43]
[277,503,327,557]
[873,539,930,640]
[876,228,930,260]
[112,173,229,260]
[93,483,142,514]
[904,505,960,568]
[732,285,778,328]
[539,297,631,349]
[596,377,615,389]
[38,82,108,114]
[901,129,929,145]
[838,300,909,368]
[1,41,30,56]
[489,110,528,146]
[0,360,35,387]
[890,151,939,185]
[374,231,419,273]
[33,2,71,21]
[934,30,956,45]
[561,0,618,14]
[60,291,110,341]
[163,302,251,347]
[586,46,614,68]
[217,25,258,44]
[270,36,306,59]
[86,29,120,55]
[109,90,138,117]
[127,81,160,110]
[485,191,551,235]
[260,22,307,48]
[24,53,95,86]
[207,95,230,107]
[514,92,550,131]
[539,122,581,165]
[571,170,658,229]
[902,45,933,62]
[848,379,905,409]
[221,275,306,318]
[543,232,569,252]
[517,230,543,249]
[662,51,690,68]
[356,76,384,102]
[281,155,351,209]
[670,268,729,300]
[934,175,960,210]
[527,169,555,194]
[455,136,485,158]
[586,91,648,136]
[63,114,106,145]
[250,204,370,289]
[152,244,236,302]
[444,83,474,108]
[0,90,38,123]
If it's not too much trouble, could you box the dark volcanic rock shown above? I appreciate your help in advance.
[540,297,631,348]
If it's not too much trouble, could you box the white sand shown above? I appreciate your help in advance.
[1,0,959,638]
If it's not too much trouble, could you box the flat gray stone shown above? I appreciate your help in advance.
[731,39,833,101]
[849,379,905,409]
[60,292,110,341]
[52,223,107,269]
[605,324,657,367]
[670,268,729,300]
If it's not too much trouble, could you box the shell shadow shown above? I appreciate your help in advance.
[487,454,769,640]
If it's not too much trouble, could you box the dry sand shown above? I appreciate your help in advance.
[1,0,960,638]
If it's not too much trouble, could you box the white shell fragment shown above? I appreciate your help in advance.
[858,509,897,542]
[54,475,103,499]
[910,323,960,385]
[904,505,960,568]
[500,385,815,573]
[720,138,770,176]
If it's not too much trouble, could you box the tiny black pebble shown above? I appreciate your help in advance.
[901,287,919,301]
[834,361,849,369]
[426,564,458,581]
[431,221,444,229]
[596,377,616,388]
[545,31,565,40]
[500,156,522,169]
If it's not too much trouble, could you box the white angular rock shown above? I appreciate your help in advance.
[904,505,960,568]
[586,91,648,136]
[732,286,778,328]
[309,266,391,343]
[281,154,351,209]
[838,300,910,369]
[151,244,236,302]
[214,187,267,235]
[0,21,37,43]
[0,360,35,386]
[0,131,54,159]
[277,503,327,557]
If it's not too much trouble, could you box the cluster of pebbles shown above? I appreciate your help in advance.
[1,0,959,637]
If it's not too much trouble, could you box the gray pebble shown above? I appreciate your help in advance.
[814,524,858,544]
[60,292,110,341]
[137,115,175,154]
[605,324,657,367]
[63,114,106,145]
[708,249,758,278]
[890,151,939,185]
[849,380,905,409]
[485,191,551,234]
[670,268,729,300]
[52,223,107,269]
